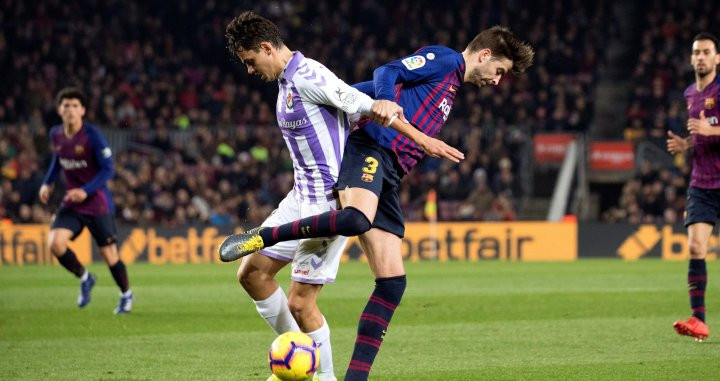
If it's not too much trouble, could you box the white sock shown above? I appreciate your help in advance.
[122,289,133,297]
[254,287,300,334]
[80,270,89,281]
[306,316,334,381]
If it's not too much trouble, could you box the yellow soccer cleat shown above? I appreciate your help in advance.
[218,227,265,262]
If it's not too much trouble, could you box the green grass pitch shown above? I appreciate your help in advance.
[1,260,719,380]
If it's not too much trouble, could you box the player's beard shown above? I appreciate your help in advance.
[467,68,491,87]
[695,62,717,78]
[467,68,483,87]
[696,68,714,78]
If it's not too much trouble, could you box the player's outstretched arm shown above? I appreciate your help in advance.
[388,117,465,163]
[294,63,404,126]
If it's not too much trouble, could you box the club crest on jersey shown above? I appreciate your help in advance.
[705,98,715,110]
[401,55,426,70]
[286,91,294,110]
[75,145,84,154]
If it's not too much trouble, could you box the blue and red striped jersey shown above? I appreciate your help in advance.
[353,46,465,173]
[685,75,720,189]
[43,123,115,215]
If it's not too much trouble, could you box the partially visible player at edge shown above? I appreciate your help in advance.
[39,87,133,314]
[223,11,462,381]
[220,26,534,380]
[667,32,720,341]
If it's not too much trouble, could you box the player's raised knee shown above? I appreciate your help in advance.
[48,239,68,256]
[336,207,372,236]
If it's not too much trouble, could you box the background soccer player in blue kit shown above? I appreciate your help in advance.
[668,32,720,341]
[220,26,534,379]
[39,87,133,314]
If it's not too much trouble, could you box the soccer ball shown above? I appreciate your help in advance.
[268,331,319,381]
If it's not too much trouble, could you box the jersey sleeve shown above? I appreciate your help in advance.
[294,64,375,115]
[373,48,451,101]
[42,128,61,185]
[42,153,61,185]
[352,81,375,97]
[82,126,114,195]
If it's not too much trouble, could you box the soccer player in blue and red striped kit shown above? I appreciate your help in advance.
[221,26,534,379]
[668,32,720,341]
[39,87,133,314]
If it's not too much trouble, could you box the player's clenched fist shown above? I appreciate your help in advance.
[371,100,406,127]
[666,130,688,154]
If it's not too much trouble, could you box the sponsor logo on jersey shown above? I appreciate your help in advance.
[293,268,311,276]
[705,97,716,110]
[361,173,374,183]
[401,55,426,70]
[75,145,84,154]
[59,158,88,170]
[286,91,294,110]
[438,97,452,122]
[279,117,308,129]
[101,147,112,158]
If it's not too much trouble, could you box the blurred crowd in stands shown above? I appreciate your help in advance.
[1,0,610,226]
[608,0,714,224]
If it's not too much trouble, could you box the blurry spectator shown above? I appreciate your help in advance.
[1,0,612,225]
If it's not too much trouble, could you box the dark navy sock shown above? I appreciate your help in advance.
[688,259,707,322]
[345,275,406,381]
[57,249,85,278]
[258,207,370,247]
[109,260,130,292]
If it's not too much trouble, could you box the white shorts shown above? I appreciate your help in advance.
[259,191,347,284]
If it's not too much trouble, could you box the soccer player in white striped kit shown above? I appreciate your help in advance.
[224,12,462,380]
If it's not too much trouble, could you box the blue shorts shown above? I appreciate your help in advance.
[335,129,406,238]
[51,208,118,247]
[685,186,720,227]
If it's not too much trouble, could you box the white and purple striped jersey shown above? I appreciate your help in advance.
[276,51,374,203]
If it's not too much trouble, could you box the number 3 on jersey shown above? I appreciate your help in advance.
[362,157,378,174]
[361,156,378,183]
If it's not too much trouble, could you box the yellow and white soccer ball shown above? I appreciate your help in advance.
[268,331,319,381]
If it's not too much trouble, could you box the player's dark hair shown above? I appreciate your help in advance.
[55,87,86,107]
[466,26,534,75]
[693,32,720,53]
[226,11,284,59]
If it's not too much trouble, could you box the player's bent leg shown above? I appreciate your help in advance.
[287,282,323,331]
[49,228,85,277]
[288,281,336,381]
[49,228,95,307]
[674,222,713,340]
[219,188,378,262]
[239,253,300,334]
[346,229,406,381]
[99,244,133,314]
[337,187,379,224]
